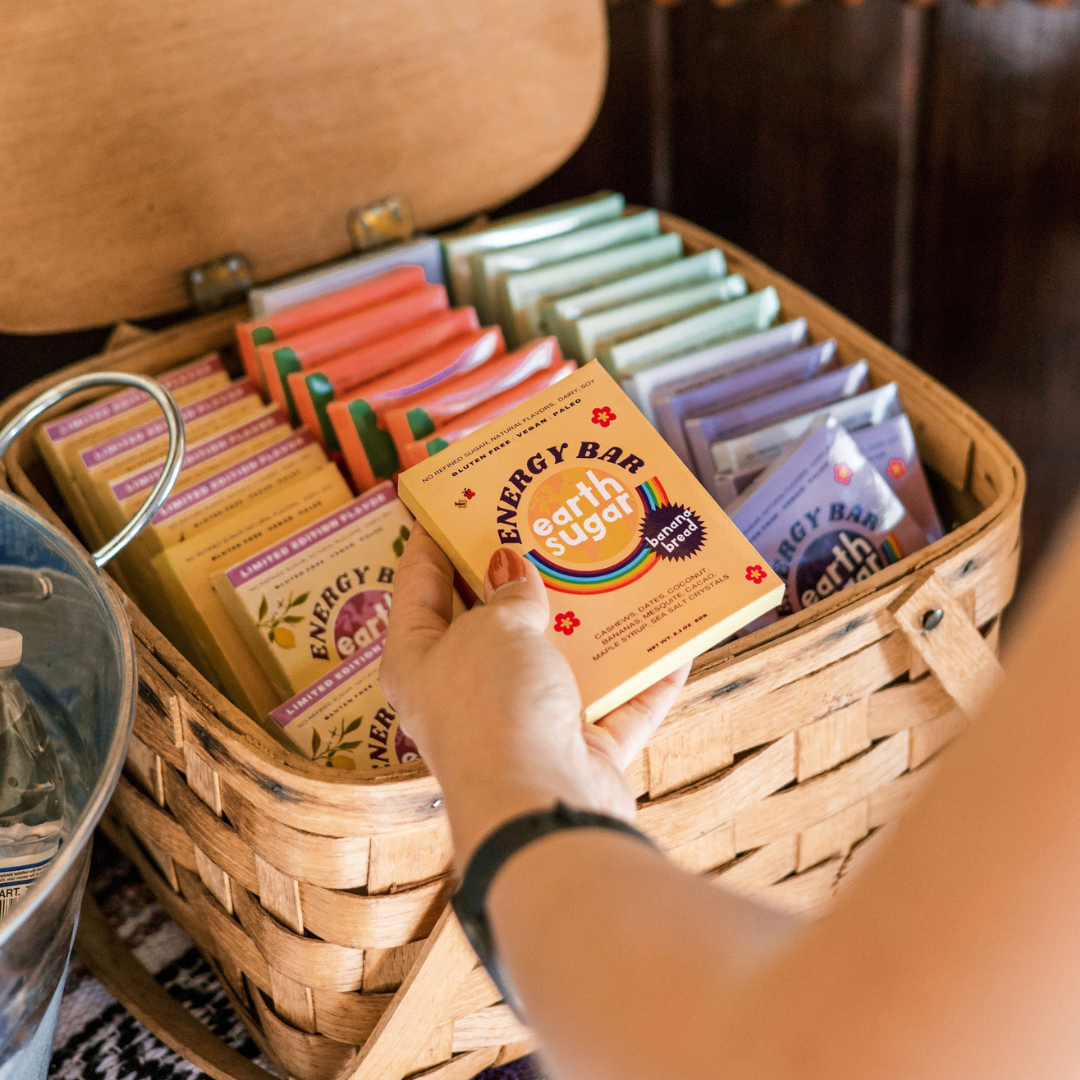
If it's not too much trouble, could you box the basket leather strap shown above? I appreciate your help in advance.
[888,568,1004,717]
[74,892,277,1080]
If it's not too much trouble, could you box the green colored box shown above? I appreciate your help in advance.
[566,274,747,363]
[470,210,661,328]
[598,286,781,377]
[500,232,682,347]
[541,247,728,354]
[438,191,624,308]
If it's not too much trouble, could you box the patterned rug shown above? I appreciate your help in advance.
[50,834,542,1080]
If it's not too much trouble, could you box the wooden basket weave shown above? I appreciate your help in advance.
[0,214,1022,1080]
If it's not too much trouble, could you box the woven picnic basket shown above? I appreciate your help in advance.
[0,3,1022,1080]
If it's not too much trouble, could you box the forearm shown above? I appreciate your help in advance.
[478,518,1080,1080]
[487,828,798,1080]
[389,516,1080,1080]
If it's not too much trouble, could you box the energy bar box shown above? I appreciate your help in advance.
[268,639,419,771]
[37,353,229,546]
[114,429,330,653]
[257,282,448,418]
[397,358,576,470]
[729,416,927,630]
[151,463,353,722]
[96,406,292,541]
[72,379,264,541]
[235,263,428,391]
[292,308,480,448]
[397,361,783,722]
[213,483,415,700]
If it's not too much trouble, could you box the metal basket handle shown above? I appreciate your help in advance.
[0,372,186,569]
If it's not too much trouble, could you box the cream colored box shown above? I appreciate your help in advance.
[213,483,412,700]
[151,462,353,722]
[37,353,229,549]
[99,406,291,540]
[74,378,263,535]
[115,429,330,659]
[268,640,419,771]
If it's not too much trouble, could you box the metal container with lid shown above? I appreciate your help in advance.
[0,373,184,1080]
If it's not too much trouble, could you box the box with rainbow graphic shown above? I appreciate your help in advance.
[398,361,783,721]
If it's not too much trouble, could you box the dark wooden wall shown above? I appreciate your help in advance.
[505,0,1080,594]
[5,0,1080,594]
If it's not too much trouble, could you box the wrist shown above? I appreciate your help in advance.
[443,779,596,875]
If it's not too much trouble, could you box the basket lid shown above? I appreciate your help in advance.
[0,0,607,333]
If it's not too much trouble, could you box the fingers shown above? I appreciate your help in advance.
[392,523,457,630]
[482,547,550,630]
[382,524,456,700]
[589,662,693,770]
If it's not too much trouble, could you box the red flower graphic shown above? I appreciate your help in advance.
[553,611,580,635]
[591,406,617,428]
[886,458,906,481]
[462,488,476,500]
[745,565,768,585]
[834,463,853,485]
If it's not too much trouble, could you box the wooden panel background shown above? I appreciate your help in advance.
[3,0,1080,591]
[502,0,1080,593]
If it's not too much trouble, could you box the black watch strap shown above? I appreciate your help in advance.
[451,801,655,1017]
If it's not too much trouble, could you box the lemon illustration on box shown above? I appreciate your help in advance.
[397,361,785,722]
[212,483,414,700]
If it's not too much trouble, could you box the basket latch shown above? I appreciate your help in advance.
[184,253,254,313]
[889,569,1003,717]
[347,195,414,252]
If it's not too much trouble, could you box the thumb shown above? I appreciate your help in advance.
[483,547,550,630]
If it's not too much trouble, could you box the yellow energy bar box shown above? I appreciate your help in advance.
[115,429,330,655]
[268,640,419,771]
[212,483,413,700]
[36,353,229,549]
[397,361,784,721]
[74,379,263,538]
[152,463,353,721]
[99,406,292,540]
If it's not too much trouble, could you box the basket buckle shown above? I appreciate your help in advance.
[347,195,415,252]
[184,253,254,312]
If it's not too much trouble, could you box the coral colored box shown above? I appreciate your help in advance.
[383,337,565,454]
[213,483,414,700]
[291,307,480,447]
[258,283,449,419]
[397,357,576,470]
[327,326,506,491]
[397,361,783,722]
[269,640,420,772]
[234,264,427,391]
[152,463,353,723]
[248,236,444,319]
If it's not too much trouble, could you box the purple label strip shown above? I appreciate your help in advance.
[80,378,255,469]
[45,354,224,441]
[270,639,385,728]
[110,409,288,502]
[225,481,397,587]
[153,429,317,525]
